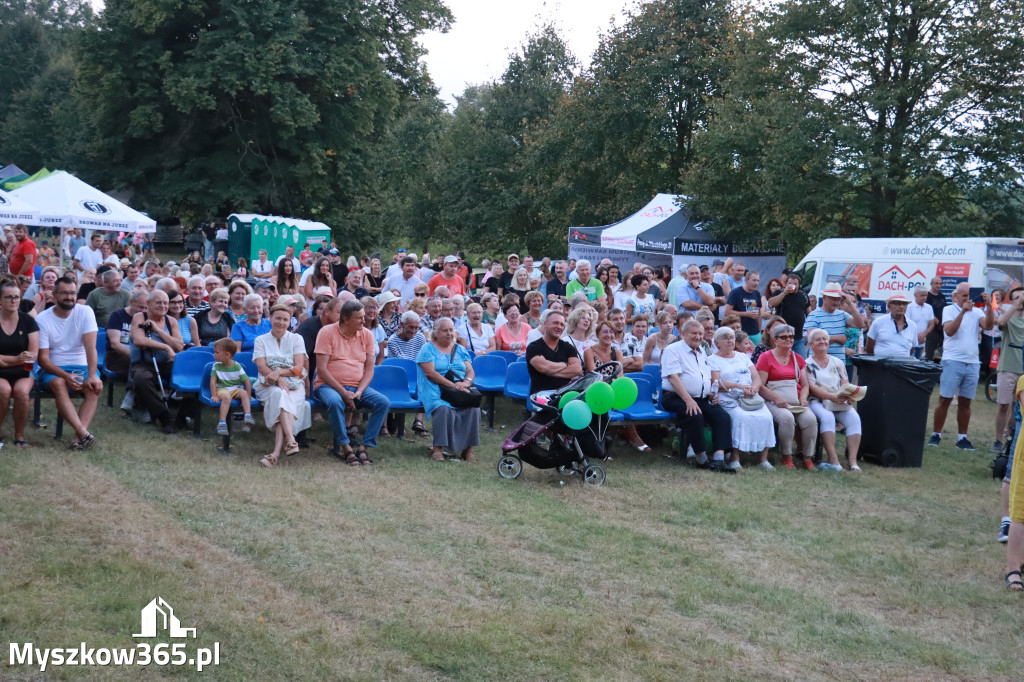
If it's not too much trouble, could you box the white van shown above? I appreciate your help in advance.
[792,238,1024,313]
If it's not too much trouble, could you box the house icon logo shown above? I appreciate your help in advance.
[133,597,197,638]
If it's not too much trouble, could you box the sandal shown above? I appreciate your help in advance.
[356,447,373,465]
[285,441,300,456]
[339,447,359,466]
[69,433,96,451]
[1006,570,1023,591]
[430,449,445,462]
[259,454,278,468]
[412,419,429,437]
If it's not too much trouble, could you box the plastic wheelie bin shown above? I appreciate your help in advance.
[850,355,943,467]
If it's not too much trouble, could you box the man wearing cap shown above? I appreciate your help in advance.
[803,283,865,361]
[384,256,423,306]
[499,254,521,292]
[929,282,994,450]
[865,293,917,356]
[675,264,716,311]
[327,248,348,285]
[699,265,726,308]
[428,256,466,296]
[905,285,937,359]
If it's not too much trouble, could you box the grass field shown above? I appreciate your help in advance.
[1,384,1022,680]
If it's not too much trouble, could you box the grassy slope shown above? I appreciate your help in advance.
[1,386,1022,681]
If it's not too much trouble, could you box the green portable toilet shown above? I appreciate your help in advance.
[246,215,332,265]
[227,213,257,266]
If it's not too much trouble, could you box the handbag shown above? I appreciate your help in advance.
[440,347,483,408]
[737,394,765,411]
[765,351,800,404]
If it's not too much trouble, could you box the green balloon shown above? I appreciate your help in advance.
[562,400,593,430]
[585,381,615,415]
[557,390,581,409]
[611,377,639,410]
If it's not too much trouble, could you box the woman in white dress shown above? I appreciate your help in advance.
[252,304,312,467]
[709,326,776,470]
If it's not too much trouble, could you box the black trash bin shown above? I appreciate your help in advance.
[850,355,943,467]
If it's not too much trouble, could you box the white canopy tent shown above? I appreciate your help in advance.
[8,171,155,233]
[0,189,42,225]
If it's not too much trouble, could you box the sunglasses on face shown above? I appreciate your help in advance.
[776,335,794,340]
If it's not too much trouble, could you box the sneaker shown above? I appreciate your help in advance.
[927,433,941,447]
[955,437,975,451]
[216,421,228,436]
[991,440,1004,453]
[728,460,742,471]
[782,456,796,469]
[757,461,775,470]
[707,459,737,474]
[998,519,1011,544]
[244,413,256,426]
[802,458,816,470]
[818,463,843,472]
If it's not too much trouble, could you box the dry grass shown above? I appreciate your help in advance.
[1,388,1022,680]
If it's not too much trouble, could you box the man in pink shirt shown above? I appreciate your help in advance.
[427,255,466,297]
[313,299,390,462]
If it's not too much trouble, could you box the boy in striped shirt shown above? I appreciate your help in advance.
[210,338,255,434]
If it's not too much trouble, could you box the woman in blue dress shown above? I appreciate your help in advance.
[417,318,480,463]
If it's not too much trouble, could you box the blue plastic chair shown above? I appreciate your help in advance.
[489,350,518,367]
[516,355,527,362]
[382,357,418,398]
[196,362,260,441]
[473,354,508,429]
[170,350,212,395]
[94,328,106,372]
[188,345,215,354]
[503,361,531,402]
[368,364,420,411]
[626,371,659,402]
[613,376,672,422]
[642,364,661,388]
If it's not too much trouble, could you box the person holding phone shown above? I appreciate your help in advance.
[928,282,994,450]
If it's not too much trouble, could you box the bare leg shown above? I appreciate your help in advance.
[820,431,840,466]
[933,396,952,433]
[846,433,862,468]
[78,384,101,432]
[279,411,295,447]
[269,423,284,458]
[996,402,1012,441]
[218,399,231,422]
[758,447,769,464]
[1007,522,1024,589]
[956,397,972,436]
[731,448,741,464]
[12,378,33,441]
[48,378,89,439]
[0,379,12,434]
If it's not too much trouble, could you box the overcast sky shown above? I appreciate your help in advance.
[419,0,634,107]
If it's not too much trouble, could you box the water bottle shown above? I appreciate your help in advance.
[710,380,719,397]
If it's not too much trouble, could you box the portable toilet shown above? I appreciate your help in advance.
[227,213,258,266]
[247,215,332,264]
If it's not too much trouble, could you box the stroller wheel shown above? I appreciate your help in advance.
[582,464,606,487]
[497,455,523,479]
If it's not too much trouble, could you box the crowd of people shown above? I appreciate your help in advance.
[3,224,1023,591]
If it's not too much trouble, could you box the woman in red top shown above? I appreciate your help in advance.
[494,296,530,356]
[755,323,817,469]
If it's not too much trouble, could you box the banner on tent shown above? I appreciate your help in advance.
[568,244,672,272]
[675,238,785,256]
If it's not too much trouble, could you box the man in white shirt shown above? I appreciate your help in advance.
[385,249,408,280]
[384,256,423,306]
[660,319,734,473]
[865,292,917,356]
[35,276,103,449]
[905,285,937,358]
[273,245,302,276]
[73,232,104,272]
[523,255,543,289]
[928,282,994,450]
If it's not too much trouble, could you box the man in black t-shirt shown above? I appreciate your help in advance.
[526,310,582,394]
[924,276,947,361]
[328,248,348,287]
[768,272,810,355]
[724,270,764,341]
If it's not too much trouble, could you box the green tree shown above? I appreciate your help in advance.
[526,0,734,231]
[685,0,1024,254]
[0,0,94,171]
[75,0,450,236]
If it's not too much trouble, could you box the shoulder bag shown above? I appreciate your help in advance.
[440,346,483,408]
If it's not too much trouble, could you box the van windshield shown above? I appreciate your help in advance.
[793,262,815,291]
